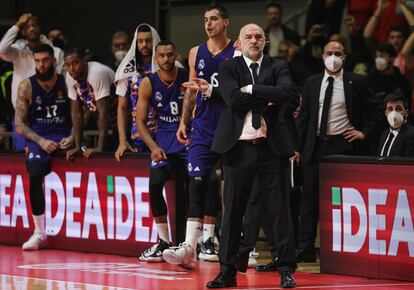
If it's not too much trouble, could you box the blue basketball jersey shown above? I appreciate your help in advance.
[148,67,188,132]
[193,40,235,139]
[126,61,157,143]
[28,74,71,137]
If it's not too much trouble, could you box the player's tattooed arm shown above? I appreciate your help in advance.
[95,97,110,152]
[15,79,42,143]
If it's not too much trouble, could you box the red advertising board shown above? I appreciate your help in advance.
[320,161,414,281]
[0,154,176,256]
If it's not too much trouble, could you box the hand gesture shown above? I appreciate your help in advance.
[343,128,365,142]
[183,78,210,95]
[66,147,79,161]
[16,13,32,29]
[290,151,301,166]
[59,135,74,149]
[375,0,390,16]
[151,147,167,162]
[176,122,189,145]
[39,138,58,154]
[115,141,138,162]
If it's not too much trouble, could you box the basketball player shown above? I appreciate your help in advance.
[15,44,71,250]
[135,41,188,262]
[64,48,115,159]
[162,4,235,268]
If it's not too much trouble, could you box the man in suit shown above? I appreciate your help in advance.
[206,23,298,289]
[378,93,414,157]
[263,2,300,57]
[296,41,383,262]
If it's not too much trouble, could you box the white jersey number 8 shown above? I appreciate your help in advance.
[170,101,179,116]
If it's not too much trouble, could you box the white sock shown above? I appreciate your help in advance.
[203,223,215,242]
[185,221,202,250]
[157,223,170,243]
[33,214,46,235]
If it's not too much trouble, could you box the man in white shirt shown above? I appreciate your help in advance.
[296,41,383,263]
[207,23,298,289]
[0,13,64,150]
[64,48,115,159]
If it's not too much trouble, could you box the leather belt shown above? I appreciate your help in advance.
[249,137,266,144]
[318,134,342,141]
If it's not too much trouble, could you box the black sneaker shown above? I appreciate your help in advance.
[138,239,171,262]
[198,237,219,262]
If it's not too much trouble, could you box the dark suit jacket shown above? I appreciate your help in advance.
[212,55,299,156]
[298,70,383,164]
[377,123,414,157]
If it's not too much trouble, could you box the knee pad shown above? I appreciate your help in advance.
[188,176,209,218]
[149,167,169,217]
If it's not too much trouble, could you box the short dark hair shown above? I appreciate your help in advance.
[32,44,54,56]
[388,26,408,38]
[205,4,229,19]
[377,44,397,58]
[384,93,408,109]
[64,47,85,59]
[137,24,152,33]
[266,2,282,12]
[155,40,176,51]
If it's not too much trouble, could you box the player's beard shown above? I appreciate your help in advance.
[36,66,55,81]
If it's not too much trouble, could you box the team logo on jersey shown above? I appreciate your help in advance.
[35,96,42,105]
[198,59,205,70]
[155,91,163,102]
[188,163,193,172]
[28,152,34,159]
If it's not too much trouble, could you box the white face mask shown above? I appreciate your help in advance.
[114,50,127,62]
[324,55,343,72]
[387,111,405,129]
[375,57,388,71]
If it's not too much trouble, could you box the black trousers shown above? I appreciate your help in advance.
[219,141,296,274]
[298,135,354,251]
[239,176,278,259]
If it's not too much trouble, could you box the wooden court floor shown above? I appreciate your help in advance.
[1,245,414,290]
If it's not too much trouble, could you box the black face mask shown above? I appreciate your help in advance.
[36,65,55,81]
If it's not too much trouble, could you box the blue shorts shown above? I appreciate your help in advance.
[151,130,187,169]
[187,129,219,177]
[131,138,150,153]
[25,134,69,163]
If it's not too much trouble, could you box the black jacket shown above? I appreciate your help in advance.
[298,70,383,163]
[377,122,414,157]
[212,55,299,156]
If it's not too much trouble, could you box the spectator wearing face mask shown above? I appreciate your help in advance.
[106,31,130,71]
[295,41,383,262]
[378,93,414,157]
[365,44,412,155]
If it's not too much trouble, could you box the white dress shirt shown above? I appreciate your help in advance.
[239,54,267,140]
[317,69,353,136]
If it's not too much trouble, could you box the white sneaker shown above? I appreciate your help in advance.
[163,243,196,269]
[248,249,259,267]
[22,232,47,251]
